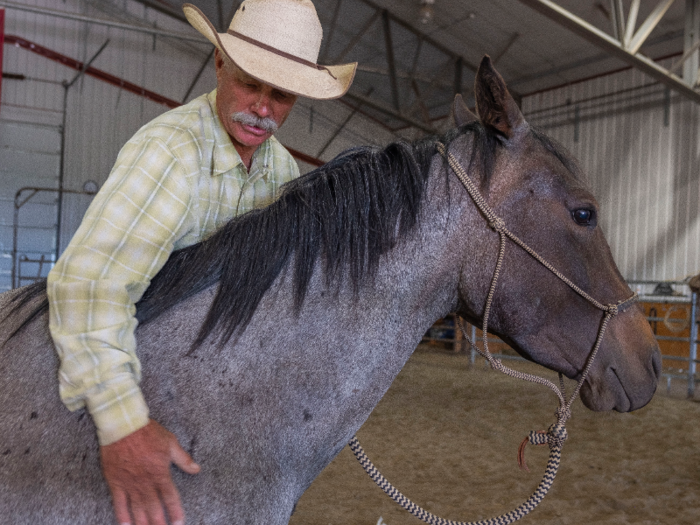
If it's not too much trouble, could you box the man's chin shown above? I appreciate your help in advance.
[231,128,273,150]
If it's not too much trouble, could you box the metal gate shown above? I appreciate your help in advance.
[0,109,61,291]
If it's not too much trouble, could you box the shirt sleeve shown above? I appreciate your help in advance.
[47,137,194,446]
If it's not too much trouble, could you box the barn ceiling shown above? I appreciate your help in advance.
[133,0,690,133]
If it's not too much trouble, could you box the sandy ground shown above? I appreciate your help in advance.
[289,347,700,525]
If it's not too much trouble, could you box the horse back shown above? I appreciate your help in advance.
[0,286,113,523]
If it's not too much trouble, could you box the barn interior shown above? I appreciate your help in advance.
[1,1,699,523]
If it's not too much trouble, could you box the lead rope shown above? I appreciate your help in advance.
[349,142,637,525]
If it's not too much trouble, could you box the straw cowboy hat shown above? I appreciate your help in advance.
[183,0,357,100]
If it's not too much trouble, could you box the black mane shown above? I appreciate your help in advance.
[137,132,449,347]
[6,123,503,347]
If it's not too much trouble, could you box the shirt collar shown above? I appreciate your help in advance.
[206,89,274,178]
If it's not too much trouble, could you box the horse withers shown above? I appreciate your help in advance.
[0,57,660,524]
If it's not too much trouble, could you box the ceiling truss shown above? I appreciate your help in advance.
[517,0,700,104]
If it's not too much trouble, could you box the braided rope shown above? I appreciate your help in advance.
[350,142,638,525]
[349,434,563,525]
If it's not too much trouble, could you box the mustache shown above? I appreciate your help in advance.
[230,112,278,133]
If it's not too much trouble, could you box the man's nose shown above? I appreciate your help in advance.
[252,93,271,117]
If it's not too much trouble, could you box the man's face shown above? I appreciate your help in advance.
[214,51,298,165]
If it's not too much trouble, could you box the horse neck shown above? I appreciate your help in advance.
[336,160,477,348]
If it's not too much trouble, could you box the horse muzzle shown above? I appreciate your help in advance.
[579,307,661,412]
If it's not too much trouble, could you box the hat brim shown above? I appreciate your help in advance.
[184,3,356,100]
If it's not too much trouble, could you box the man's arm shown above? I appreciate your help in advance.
[47,138,198,523]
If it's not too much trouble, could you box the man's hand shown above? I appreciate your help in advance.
[100,419,201,525]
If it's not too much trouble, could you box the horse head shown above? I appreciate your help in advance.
[454,57,660,412]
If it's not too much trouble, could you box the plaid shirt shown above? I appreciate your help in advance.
[47,90,299,445]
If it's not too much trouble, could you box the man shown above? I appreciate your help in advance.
[46,2,356,524]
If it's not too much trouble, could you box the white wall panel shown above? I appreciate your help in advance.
[522,64,700,283]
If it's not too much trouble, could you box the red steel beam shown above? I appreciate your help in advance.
[5,34,180,108]
[1,9,5,108]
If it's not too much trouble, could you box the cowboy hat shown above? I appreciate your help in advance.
[183,1,357,100]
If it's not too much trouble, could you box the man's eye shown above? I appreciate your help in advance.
[572,208,595,226]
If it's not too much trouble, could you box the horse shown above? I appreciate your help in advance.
[0,57,660,524]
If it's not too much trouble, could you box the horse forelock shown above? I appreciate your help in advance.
[529,127,582,180]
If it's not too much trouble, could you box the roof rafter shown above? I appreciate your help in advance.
[517,0,700,105]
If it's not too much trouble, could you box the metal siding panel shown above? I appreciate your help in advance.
[523,65,700,282]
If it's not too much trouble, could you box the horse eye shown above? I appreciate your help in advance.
[572,208,595,226]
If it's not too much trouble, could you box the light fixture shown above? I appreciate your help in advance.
[419,0,435,24]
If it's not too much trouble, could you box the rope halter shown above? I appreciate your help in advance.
[349,141,638,525]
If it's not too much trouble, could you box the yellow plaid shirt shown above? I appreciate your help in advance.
[47,89,299,445]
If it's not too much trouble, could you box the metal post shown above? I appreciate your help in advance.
[13,187,96,288]
[57,39,109,261]
[610,0,625,42]
[333,10,380,64]
[316,88,373,158]
[623,0,640,49]
[182,47,214,103]
[382,10,400,112]
[0,7,4,109]
[343,90,435,133]
[470,324,477,365]
[684,0,700,86]
[320,0,342,63]
[688,292,697,397]
[454,57,463,97]
[626,0,675,55]
[492,32,520,65]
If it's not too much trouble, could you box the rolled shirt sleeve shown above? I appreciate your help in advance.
[48,137,193,445]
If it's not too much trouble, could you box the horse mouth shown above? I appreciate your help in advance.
[610,368,632,412]
[580,367,635,412]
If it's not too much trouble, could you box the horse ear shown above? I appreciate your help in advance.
[452,94,478,127]
[474,55,526,139]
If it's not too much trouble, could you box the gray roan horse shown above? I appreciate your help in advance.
[0,57,660,524]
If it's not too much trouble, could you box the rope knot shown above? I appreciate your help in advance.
[547,421,568,444]
[517,421,568,472]
[555,406,572,422]
[489,217,506,232]
[606,304,619,316]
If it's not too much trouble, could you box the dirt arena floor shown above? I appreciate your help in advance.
[289,347,700,525]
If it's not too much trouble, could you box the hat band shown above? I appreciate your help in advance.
[227,30,337,80]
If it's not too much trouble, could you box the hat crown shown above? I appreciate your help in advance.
[230,0,322,63]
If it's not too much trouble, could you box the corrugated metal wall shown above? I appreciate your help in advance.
[1,0,396,291]
[522,62,700,283]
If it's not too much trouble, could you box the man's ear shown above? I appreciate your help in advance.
[474,55,527,139]
[452,94,479,127]
[214,48,224,72]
